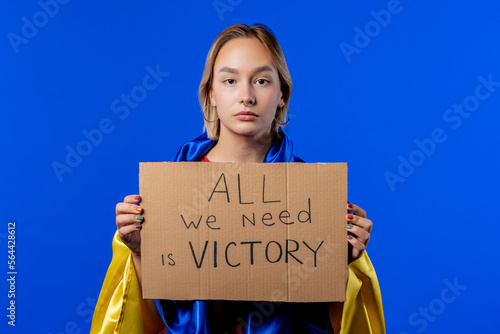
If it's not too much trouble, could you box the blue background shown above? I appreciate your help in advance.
[2,0,499,333]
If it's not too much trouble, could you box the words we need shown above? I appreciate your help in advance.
[176,172,324,269]
[181,173,312,230]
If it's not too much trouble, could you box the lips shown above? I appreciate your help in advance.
[235,111,258,121]
[236,111,258,117]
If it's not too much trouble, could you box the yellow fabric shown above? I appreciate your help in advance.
[91,232,144,334]
[329,252,386,334]
[91,231,385,334]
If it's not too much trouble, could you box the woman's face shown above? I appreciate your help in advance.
[210,37,283,140]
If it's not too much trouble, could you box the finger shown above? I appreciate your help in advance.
[347,203,366,218]
[116,214,144,228]
[118,224,142,241]
[347,214,372,233]
[346,225,370,246]
[124,195,141,204]
[347,234,366,260]
[116,202,143,215]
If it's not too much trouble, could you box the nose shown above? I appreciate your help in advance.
[240,83,255,107]
[242,98,254,107]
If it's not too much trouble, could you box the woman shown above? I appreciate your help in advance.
[91,23,385,333]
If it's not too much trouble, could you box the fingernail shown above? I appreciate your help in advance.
[134,195,141,201]
[134,224,142,229]
[348,203,353,208]
[346,235,353,240]
[135,215,144,221]
[347,214,354,220]
[135,206,143,212]
[346,224,353,229]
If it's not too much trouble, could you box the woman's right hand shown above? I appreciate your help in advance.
[116,194,144,255]
[116,195,165,332]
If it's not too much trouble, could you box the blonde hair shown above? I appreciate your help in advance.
[199,23,292,140]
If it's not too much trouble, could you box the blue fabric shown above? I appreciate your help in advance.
[160,127,328,334]
[173,127,304,163]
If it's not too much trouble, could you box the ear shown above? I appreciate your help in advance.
[209,89,216,106]
[278,91,284,107]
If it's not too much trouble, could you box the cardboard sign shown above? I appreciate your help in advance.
[139,162,348,302]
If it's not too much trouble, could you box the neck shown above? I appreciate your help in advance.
[207,129,273,163]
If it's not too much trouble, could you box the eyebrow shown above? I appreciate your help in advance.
[217,65,275,75]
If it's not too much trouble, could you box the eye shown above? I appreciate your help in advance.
[255,79,269,85]
[223,79,235,85]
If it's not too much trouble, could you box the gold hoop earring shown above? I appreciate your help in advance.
[203,105,219,123]
[276,105,290,126]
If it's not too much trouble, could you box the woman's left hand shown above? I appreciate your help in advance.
[346,203,372,263]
